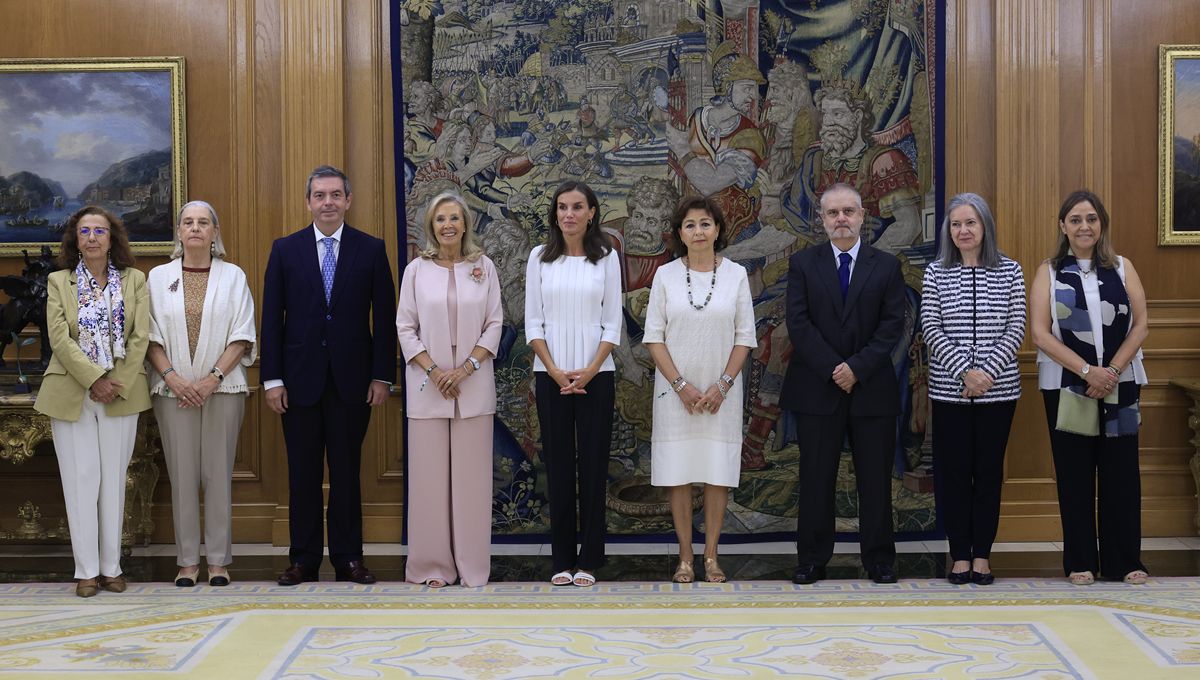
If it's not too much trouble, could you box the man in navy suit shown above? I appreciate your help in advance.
[780,183,905,585]
[261,165,396,585]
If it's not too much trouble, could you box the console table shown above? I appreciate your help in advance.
[0,392,160,549]
[1169,378,1200,535]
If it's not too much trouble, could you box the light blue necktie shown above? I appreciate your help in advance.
[321,236,336,304]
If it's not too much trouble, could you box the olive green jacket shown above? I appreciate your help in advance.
[34,267,151,421]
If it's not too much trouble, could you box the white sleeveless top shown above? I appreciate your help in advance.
[1036,256,1147,389]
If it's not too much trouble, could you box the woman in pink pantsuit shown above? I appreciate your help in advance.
[396,191,503,587]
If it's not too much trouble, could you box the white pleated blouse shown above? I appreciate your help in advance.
[524,245,622,372]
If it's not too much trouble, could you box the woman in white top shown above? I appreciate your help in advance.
[525,181,622,587]
[644,196,755,583]
[146,201,256,588]
[1030,190,1149,586]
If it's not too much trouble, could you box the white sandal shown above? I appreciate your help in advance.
[551,570,574,586]
[573,570,596,587]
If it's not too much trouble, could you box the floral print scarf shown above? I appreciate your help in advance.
[75,258,126,371]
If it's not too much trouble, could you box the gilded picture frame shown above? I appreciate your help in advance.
[0,57,186,256]
[1159,45,1200,246]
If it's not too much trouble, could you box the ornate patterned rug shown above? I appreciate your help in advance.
[2,579,1199,678]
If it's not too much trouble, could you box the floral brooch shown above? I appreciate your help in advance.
[168,278,180,293]
[469,264,485,283]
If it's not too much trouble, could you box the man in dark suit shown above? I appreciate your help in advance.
[781,183,905,585]
[261,165,397,585]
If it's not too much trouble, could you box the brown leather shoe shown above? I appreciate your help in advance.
[98,575,127,593]
[76,578,99,598]
[277,563,318,586]
[335,560,376,584]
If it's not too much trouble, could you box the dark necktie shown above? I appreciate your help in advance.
[838,252,852,301]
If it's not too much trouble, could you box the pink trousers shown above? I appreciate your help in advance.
[405,414,493,586]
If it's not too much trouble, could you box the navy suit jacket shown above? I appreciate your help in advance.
[260,224,397,407]
[779,241,905,417]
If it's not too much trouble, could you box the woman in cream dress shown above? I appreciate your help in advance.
[645,196,755,584]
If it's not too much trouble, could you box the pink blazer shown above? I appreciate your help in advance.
[396,255,503,419]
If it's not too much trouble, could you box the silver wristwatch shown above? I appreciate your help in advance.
[467,356,481,371]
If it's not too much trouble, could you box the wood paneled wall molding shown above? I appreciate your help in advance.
[280,0,345,231]
[949,0,1200,541]
[5,1,1200,548]
[994,0,1061,272]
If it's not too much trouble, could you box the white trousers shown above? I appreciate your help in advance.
[51,396,139,579]
[154,393,245,567]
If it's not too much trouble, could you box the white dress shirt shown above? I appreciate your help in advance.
[314,223,343,266]
[830,238,862,282]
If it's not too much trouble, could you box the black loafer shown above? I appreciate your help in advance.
[867,565,898,584]
[970,571,995,586]
[792,564,826,585]
[947,570,972,585]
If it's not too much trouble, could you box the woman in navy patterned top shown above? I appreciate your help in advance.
[921,193,1025,585]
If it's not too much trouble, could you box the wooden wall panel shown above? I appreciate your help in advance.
[949,0,1200,539]
[1108,0,1200,301]
[1,0,401,546]
[4,0,1198,547]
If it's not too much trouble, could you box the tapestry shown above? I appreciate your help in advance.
[396,0,941,538]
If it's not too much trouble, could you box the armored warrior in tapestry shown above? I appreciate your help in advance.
[399,0,939,538]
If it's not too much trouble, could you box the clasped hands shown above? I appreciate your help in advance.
[960,369,994,398]
[88,376,123,404]
[430,365,470,400]
[550,366,597,396]
[1082,365,1118,399]
[163,372,218,408]
[832,362,857,393]
[675,381,725,415]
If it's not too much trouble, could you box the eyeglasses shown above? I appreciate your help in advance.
[78,227,108,237]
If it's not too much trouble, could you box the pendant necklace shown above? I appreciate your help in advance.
[685,257,717,310]
[1077,260,1093,279]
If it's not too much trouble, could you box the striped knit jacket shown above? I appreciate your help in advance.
[920,256,1026,403]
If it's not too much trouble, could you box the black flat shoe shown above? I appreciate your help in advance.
[970,571,995,586]
[947,570,972,585]
[175,569,198,587]
[209,575,230,587]
[867,564,898,584]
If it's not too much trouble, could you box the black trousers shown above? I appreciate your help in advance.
[281,367,372,570]
[1042,389,1146,579]
[794,396,896,569]
[932,399,1017,562]
[535,371,615,572]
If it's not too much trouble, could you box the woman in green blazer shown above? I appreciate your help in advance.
[34,206,150,597]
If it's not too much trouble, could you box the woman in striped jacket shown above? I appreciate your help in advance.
[921,193,1026,585]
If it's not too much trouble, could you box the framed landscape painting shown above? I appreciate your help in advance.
[1159,45,1200,246]
[0,57,186,256]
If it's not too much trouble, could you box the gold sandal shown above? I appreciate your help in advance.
[704,556,726,583]
[1123,570,1148,585]
[1069,571,1095,585]
[672,559,694,583]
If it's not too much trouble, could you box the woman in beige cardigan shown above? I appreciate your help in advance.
[146,200,256,588]
[35,206,150,598]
